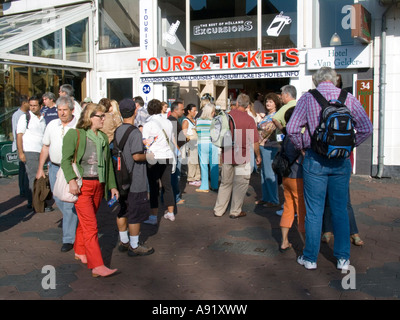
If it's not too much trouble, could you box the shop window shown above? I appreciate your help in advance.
[0,64,86,143]
[107,78,133,102]
[66,18,89,63]
[317,0,354,47]
[99,0,140,50]
[9,44,29,56]
[33,30,62,60]
[262,0,297,49]
[158,0,186,57]
[190,0,257,54]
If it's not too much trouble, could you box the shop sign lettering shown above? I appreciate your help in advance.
[140,70,299,83]
[138,48,299,74]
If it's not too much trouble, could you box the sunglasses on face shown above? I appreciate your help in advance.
[92,114,106,119]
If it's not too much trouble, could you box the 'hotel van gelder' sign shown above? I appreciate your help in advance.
[138,48,299,73]
[307,45,372,70]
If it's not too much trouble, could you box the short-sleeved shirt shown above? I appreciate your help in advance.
[222,109,259,165]
[12,109,26,152]
[16,111,46,153]
[272,100,296,128]
[41,106,59,125]
[42,117,77,164]
[114,123,147,193]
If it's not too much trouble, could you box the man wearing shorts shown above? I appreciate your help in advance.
[114,98,154,256]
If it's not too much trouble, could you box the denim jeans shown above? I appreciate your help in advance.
[322,189,359,235]
[302,149,351,263]
[198,142,219,191]
[48,163,78,244]
[259,146,279,204]
[171,158,182,203]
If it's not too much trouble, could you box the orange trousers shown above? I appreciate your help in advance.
[280,177,306,233]
[73,179,105,269]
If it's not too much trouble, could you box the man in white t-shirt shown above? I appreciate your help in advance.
[16,96,47,210]
[12,96,29,198]
[36,96,78,252]
[59,84,82,121]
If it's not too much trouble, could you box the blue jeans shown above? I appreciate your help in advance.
[198,142,219,190]
[322,189,359,235]
[259,146,279,204]
[171,158,182,203]
[48,163,78,244]
[302,149,351,263]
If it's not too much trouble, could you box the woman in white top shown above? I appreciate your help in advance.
[142,99,176,223]
[182,104,201,186]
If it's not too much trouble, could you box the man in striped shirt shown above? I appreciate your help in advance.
[286,67,372,271]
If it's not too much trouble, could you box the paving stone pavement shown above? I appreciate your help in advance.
[0,173,399,301]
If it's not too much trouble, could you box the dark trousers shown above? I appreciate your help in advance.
[147,161,174,209]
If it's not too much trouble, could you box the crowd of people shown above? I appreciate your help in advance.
[11,67,373,278]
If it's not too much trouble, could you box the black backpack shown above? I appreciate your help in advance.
[111,125,137,197]
[308,89,355,158]
[272,136,300,177]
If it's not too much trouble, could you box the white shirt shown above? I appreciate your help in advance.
[11,109,26,152]
[42,116,78,164]
[73,100,82,122]
[142,114,174,160]
[16,111,46,153]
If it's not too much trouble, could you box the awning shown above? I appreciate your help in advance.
[0,2,94,69]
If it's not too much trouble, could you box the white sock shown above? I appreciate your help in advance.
[119,230,129,244]
[130,235,139,249]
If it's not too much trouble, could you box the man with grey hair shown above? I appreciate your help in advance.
[272,85,297,132]
[59,84,82,121]
[213,93,261,219]
[286,67,373,271]
[36,96,78,252]
[42,92,58,125]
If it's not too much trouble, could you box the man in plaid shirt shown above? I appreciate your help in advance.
[286,67,372,271]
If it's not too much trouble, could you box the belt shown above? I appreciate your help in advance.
[82,177,99,180]
[51,162,60,167]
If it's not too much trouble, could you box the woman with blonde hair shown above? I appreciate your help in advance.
[99,98,123,143]
[195,103,219,192]
[61,103,119,278]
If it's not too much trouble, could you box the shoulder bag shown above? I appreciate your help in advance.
[53,130,82,203]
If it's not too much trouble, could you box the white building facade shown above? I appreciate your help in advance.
[0,0,399,177]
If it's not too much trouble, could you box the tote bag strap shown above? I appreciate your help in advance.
[73,129,80,163]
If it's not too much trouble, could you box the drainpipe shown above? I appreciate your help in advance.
[377,2,395,178]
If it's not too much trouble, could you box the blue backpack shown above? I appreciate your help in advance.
[308,89,355,158]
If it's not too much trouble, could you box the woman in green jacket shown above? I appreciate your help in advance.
[61,103,119,278]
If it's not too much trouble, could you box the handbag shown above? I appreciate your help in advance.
[53,130,82,203]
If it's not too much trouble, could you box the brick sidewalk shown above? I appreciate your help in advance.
[0,173,399,300]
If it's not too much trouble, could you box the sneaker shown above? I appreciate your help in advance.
[275,209,283,216]
[118,241,129,252]
[297,255,317,270]
[143,215,158,225]
[337,259,350,270]
[45,207,54,212]
[164,211,175,221]
[127,244,155,257]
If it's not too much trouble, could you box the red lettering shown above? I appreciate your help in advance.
[160,56,171,72]
[261,50,273,67]
[138,58,147,73]
[247,51,260,68]
[215,53,227,69]
[274,49,285,66]
[233,52,246,68]
[147,57,159,72]
[184,55,196,71]
[173,56,183,71]
[285,48,300,66]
